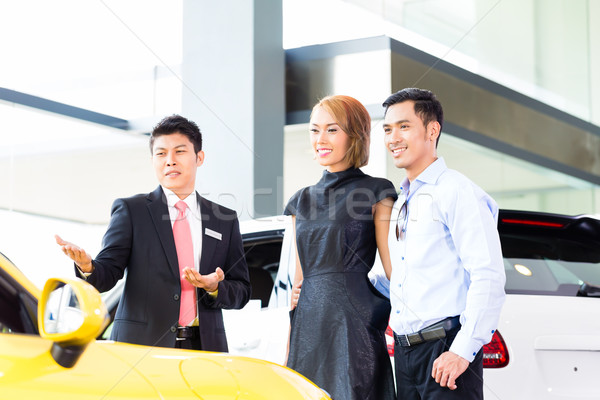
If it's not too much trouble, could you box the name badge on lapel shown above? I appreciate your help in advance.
[205,228,222,241]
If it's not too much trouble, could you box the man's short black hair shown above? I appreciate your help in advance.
[383,88,444,145]
[150,114,203,154]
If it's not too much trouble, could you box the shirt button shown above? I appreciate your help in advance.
[396,310,400,314]
[170,326,177,333]
[401,257,405,261]
[398,284,402,287]
[174,294,180,301]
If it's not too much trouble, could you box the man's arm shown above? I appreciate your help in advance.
[55,198,132,292]
[433,184,506,389]
[85,199,133,292]
[373,197,395,280]
[447,191,505,361]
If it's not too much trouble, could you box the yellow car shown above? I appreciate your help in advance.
[0,252,331,399]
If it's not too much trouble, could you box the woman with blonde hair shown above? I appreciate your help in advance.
[285,95,397,399]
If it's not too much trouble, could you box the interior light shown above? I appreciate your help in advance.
[514,264,532,276]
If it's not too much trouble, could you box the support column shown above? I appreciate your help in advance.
[590,0,600,125]
[182,0,284,219]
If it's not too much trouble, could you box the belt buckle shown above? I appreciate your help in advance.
[397,333,412,347]
[176,326,191,341]
[421,326,446,342]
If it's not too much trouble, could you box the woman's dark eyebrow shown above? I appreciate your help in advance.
[311,122,339,127]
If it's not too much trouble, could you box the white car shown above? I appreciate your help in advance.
[104,210,600,399]
[483,210,600,399]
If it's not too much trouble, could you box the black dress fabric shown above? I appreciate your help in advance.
[284,167,398,400]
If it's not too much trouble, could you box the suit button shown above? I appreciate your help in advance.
[174,294,180,301]
[170,326,177,333]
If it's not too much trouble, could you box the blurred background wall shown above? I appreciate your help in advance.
[1,0,598,286]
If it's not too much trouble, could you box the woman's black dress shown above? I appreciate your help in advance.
[284,167,397,400]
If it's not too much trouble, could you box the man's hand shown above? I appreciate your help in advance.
[291,280,302,310]
[431,351,469,390]
[55,234,93,273]
[182,267,225,292]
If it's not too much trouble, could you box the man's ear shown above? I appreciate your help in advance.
[428,121,441,143]
[196,150,205,167]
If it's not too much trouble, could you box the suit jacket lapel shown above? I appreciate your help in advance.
[147,186,180,279]
[199,195,219,275]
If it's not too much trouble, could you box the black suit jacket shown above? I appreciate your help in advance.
[78,186,251,351]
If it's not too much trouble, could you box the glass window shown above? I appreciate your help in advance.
[388,132,600,216]
[284,122,600,216]
[284,0,600,125]
[0,0,183,120]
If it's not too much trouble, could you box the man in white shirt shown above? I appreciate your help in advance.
[56,115,251,351]
[382,88,505,399]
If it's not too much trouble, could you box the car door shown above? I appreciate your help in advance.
[0,254,162,399]
[223,216,294,364]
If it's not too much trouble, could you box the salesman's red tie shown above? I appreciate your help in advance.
[173,201,197,326]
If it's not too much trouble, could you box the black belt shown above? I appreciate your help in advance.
[176,326,199,341]
[394,316,460,347]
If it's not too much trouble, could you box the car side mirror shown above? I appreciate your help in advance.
[38,277,109,368]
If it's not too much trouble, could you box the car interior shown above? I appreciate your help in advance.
[242,231,284,308]
[0,257,38,334]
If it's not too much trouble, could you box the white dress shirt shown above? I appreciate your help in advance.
[388,157,506,362]
[163,187,202,273]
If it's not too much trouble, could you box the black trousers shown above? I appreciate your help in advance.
[174,327,202,350]
[394,326,484,400]
[174,336,202,350]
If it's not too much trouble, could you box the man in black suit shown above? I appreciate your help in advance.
[56,115,251,352]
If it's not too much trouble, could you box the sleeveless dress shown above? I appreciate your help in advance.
[284,167,397,400]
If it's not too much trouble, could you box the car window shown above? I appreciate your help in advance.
[500,220,600,296]
[503,257,597,293]
[0,272,38,334]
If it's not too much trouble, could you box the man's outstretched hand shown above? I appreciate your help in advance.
[55,234,93,273]
[182,266,225,293]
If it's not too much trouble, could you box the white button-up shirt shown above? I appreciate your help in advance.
[388,158,506,362]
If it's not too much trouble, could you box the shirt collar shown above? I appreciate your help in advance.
[161,187,200,217]
[399,157,448,196]
[415,157,447,184]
